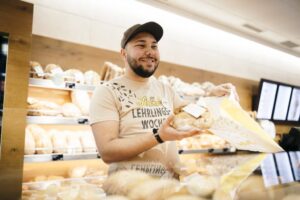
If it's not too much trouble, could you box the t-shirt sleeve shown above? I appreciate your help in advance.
[89,84,119,125]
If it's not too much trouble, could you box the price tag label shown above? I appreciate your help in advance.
[52,154,63,161]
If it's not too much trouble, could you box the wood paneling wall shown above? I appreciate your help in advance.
[31,35,292,134]
[0,0,33,198]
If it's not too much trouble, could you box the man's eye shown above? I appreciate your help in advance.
[152,45,158,49]
[136,44,145,48]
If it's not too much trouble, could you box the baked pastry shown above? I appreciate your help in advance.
[64,69,85,84]
[103,170,153,196]
[50,129,67,154]
[172,105,213,131]
[71,90,90,116]
[84,70,101,85]
[26,125,53,154]
[27,97,62,116]
[62,103,81,117]
[80,131,97,153]
[128,178,182,200]
[68,166,87,178]
[29,61,44,78]
[24,129,36,155]
[44,64,63,79]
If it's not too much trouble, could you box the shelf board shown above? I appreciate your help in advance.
[26,116,89,125]
[24,152,100,163]
[178,147,236,154]
[28,78,97,91]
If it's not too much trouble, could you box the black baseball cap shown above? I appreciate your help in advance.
[121,21,163,48]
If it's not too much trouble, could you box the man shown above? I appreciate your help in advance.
[90,21,237,177]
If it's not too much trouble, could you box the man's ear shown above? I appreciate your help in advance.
[120,48,126,59]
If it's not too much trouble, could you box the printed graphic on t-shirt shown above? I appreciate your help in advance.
[107,82,171,130]
[106,82,136,109]
[133,96,171,129]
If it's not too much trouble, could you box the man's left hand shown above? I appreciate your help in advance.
[207,83,239,102]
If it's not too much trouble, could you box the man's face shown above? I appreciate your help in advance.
[124,32,160,78]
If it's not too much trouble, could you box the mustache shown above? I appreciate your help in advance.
[139,56,157,61]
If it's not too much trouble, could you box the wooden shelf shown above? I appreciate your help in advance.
[26,116,89,125]
[29,78,98,91]
[178,147,236,154]
[24,152,100,163]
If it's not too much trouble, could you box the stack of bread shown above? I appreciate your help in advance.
[24,125,97,155]
[29,61,101,86]
[27,93,91,117]
[27,97,62,117]
[22,179,106,200]
[100,62,125,81]
[22,165,107,199]
[103,170,209,200]
[158,75,215,99]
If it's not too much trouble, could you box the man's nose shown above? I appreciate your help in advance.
[145,47,154,56]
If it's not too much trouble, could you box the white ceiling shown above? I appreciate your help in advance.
[139,0,300,57]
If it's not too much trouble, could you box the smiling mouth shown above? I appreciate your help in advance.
[140,57,156,63]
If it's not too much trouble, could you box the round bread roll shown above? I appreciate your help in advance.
[68,166,87,178]
[84,70,100,85]
[128,178,182,200]
[185,174,218,198]
[64,69,84,84]
[44,64,63,79]
[103,170,153,196]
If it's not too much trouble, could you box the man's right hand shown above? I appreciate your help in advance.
[158,114,203,142]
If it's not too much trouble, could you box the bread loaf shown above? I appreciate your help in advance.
[71,90,90,116]
[80,131,97,153]
[66,132,83,153]
[50,129,67,154]
[62,103,82,117]
[25,129,36,155]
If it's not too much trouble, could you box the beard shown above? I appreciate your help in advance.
[127,54,159,78]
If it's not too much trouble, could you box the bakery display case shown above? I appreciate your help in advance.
[22,61,111,199]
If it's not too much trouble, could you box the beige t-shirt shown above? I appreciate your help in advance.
[90,75,184,177]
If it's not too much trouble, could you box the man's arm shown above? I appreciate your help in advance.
[91,115,201,164]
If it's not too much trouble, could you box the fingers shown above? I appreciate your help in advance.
[164,114,175,126]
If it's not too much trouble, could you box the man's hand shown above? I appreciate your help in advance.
[158,115,203,141]
[207,83,239,102]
